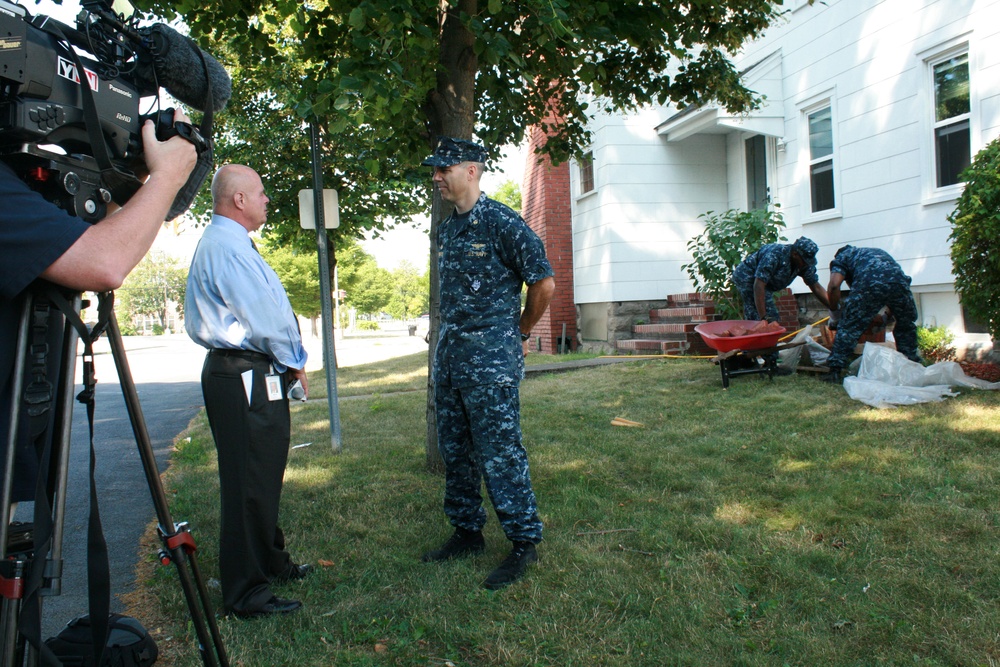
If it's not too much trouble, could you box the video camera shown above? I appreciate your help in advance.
[0,0,230,222]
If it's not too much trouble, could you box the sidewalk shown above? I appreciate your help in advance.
[525,356,637,376]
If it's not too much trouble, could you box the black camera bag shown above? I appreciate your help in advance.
[44,613,157,667]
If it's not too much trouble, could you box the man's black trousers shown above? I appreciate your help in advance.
[200,349,293,614]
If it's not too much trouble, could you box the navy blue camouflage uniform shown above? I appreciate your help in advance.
[826,245,920,370]
[434,193,553,545]
[732,242,820,321]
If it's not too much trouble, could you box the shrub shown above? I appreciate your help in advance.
[356,320,380,332]
[917,325,955,363]
[948,138,1000,339]
[683,207,786,320]
[152,323,165,336]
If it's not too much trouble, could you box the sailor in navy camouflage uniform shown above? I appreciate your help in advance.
[732,237,831,323]
[420,137,555,590]
[821,245,920,382]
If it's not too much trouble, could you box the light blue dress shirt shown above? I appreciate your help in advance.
[185,214,307,373]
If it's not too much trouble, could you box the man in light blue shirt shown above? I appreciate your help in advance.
[185,164,310,618]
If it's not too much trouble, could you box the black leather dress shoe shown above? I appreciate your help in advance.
[273,563,312,583]
[231,596,302,619]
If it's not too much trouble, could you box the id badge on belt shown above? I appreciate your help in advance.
[265,364,283,401]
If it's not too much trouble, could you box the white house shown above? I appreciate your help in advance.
[566,0,999,356]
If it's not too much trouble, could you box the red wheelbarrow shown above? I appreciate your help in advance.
[695,320,791,388]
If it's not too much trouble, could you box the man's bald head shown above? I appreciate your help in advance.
[211,164,269,232]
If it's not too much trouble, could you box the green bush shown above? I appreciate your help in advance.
[682,207,786,320]
[356,320,380,332]
[917,325,955,363]
[948,138,1000,339]
[118,321,139,336]
[152,323,165,336]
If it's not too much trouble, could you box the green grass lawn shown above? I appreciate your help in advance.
[309,350,601,399]
[137,355,1000,666]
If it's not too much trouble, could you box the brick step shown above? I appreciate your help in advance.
[615,339,691,355]
[666,292,714,308]
[633,322,698,337]
[649,306,716,323]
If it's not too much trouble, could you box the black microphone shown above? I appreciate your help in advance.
[134,23,232,113]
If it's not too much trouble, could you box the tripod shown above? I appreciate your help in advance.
[0,285,228,666]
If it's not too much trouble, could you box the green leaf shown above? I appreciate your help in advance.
[334,94,352,111]
[348,7,365,29]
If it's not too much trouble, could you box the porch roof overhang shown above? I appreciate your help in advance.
[655,108,785,142]
[655,51,785,143]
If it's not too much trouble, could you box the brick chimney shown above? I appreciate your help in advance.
[522,123,575,354]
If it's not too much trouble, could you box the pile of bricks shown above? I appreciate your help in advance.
[615,293,716,356]
[615,290,801,356]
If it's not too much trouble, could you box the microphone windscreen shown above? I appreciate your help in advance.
[136,24,232,113]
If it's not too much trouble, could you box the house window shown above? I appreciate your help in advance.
[745,135,768,211]
[807,106,835,212]
[932,52,971,188]
[579,151,594,194]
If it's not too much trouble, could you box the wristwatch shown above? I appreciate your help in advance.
[520,331,531,342]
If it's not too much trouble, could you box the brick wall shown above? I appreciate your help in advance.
[522,117,575,354]
[775,289,800,332]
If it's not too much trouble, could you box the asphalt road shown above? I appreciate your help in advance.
[23,328,428,639]
[25,334,206,639]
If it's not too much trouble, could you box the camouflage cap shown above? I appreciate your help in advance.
[792,237,819,266]
[421,136,489,167]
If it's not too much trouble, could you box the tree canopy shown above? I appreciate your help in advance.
[491,180,522,212]
[116,251,187,331]
[134,0,791,465]
[140,0,786,176]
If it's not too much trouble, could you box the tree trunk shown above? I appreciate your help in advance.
[424,0,478,474]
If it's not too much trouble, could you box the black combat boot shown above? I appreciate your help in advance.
[819,369,842,384]
[421,527,485,562]
[483,541,538,590]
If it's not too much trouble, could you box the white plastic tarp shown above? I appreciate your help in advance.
[778,324,830,369]
[842,343,1000,409]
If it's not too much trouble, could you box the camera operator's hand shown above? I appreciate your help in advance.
[40,109,198,293]
[140,109,198,189]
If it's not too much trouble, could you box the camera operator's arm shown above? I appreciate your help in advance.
[40,111,198,292]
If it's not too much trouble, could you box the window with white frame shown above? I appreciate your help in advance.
[578,151,594,195]
[806,105,835,213]
[931,51,971,188]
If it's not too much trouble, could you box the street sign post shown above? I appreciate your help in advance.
[305,122,342,452]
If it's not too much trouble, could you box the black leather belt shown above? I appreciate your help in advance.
[208,348,270,363]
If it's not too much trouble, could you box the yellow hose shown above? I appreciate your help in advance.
[777,316,830,342]
[597,354,716,359]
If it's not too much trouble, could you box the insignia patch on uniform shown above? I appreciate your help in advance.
[471,278,481,291]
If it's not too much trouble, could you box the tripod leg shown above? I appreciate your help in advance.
[0,295,32,667]
[1,291,83,667]
[46,295,83,601]
[103,301,228,667]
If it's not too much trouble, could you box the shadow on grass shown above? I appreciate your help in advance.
[139,357,1000,666]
